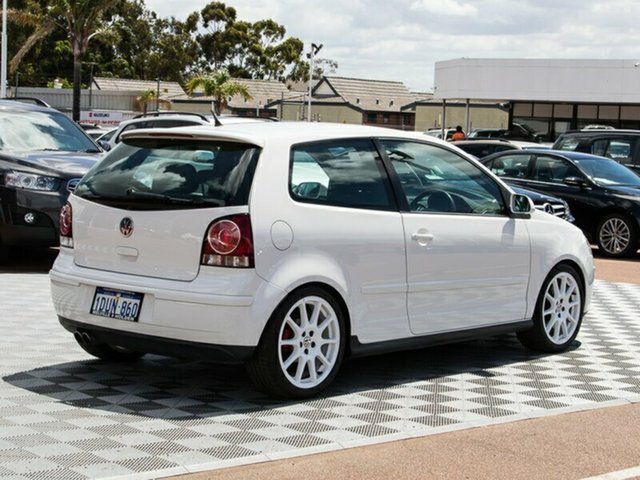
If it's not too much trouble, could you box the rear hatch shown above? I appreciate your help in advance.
[71,135,260,281]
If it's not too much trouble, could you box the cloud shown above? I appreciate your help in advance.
[143,0,640,91]
[410,0,477,16]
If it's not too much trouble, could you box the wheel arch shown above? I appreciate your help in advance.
[256,280,353,355]
[591,208,640,240]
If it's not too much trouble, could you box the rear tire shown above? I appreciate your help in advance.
[596,214,637,257]
[517,264,584,353]
[74,333,145,362]
[247,287,346,398]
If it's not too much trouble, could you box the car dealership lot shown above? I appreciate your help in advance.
[0,250,638,479]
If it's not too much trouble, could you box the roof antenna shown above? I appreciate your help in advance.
[210,102,222,127]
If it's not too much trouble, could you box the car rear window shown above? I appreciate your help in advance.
[75,138,260,210]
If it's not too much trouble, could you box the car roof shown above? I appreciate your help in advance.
[558,129,640,136]
[122,121,437,147]
[482,148,610,162]
[0,99,58,113]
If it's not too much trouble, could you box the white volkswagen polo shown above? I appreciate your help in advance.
[50,122,594,398]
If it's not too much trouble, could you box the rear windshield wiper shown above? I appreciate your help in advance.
[125,188,223,206]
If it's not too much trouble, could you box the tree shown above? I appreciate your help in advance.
[8,0,118,120]
[185,70,252,115]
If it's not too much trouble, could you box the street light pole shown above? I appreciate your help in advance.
[1,0,8,99]
[307,42,322,122]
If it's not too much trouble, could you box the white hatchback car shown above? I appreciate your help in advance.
[50,123,594,398]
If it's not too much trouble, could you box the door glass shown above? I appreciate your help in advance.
[486,154,531,178]
[381,140,505,215]
[532,155,581,183]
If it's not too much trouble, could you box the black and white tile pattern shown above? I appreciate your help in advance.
[1,274,639,479]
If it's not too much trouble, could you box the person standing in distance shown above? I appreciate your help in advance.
[451,125,465,141]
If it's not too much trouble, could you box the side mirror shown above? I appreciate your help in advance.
[97,140,111,152]
[294,182,326,199]
[510,193,533,219]
[563,176,587,188]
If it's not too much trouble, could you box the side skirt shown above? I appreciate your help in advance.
[349,320,533,358]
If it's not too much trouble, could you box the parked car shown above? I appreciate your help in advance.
[424,128,456,140]
[469,123,544,142]
[452,139,521,158]
[510,185,574,223]
[99,112,213,150]
[50,123,594,398]
[481,149,640,257]
[553,129,640,174]
[0,100,102,260]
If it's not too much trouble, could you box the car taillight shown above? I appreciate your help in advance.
[59,203,73,248]
[202,214,254,268]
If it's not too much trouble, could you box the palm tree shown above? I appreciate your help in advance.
[135,88,170,114]
[9,0,118,121]
[185,70,252,115]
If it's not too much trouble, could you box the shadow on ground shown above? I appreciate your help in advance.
[4,335,575,420]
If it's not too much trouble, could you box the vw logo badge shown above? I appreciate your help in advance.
[543,203,555,215]
[120,217,134,237]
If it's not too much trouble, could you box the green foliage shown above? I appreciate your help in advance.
[7,0,338,91]
[185,70,252,114]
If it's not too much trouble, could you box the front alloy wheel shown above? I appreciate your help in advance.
[518,264,584,352]
[247,287,346,398]
[597,214,637,257]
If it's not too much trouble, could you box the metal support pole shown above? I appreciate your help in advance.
[441,99,447,139]
[1,0,7,99]
[156,78,160,112]
[465,98,470,135]
[307,43,323,122]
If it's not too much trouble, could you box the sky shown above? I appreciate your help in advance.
[144,0,640,92]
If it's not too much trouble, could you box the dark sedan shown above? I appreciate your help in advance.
[0,100,102,261]
[481,149,640,257]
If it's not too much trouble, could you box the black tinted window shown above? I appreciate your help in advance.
[75,139,259,210]
[290,139,394,211]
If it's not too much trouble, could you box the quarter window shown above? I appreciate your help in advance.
[382,140,505,215]
[290,139,394,211]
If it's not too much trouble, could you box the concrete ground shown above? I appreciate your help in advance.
[172,251,640,480]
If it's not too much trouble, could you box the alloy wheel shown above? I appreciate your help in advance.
[599,217,631,255]
[541,272,581,345]
[278,295,341,389]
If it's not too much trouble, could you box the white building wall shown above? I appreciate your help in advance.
[434,59,640,104]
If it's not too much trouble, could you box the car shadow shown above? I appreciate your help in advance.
[0,247,59,273]
[3,335,580,418]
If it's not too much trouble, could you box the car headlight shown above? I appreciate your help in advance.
[3,171,59,191]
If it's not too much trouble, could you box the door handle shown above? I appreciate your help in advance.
[411,231,434,245]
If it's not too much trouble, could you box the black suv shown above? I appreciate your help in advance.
[553,129,640,174]
[0,100,102,260]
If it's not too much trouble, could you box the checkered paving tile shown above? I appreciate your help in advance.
[0,274,639,479]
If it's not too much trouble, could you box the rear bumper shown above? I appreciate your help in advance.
[59,317,254,363]
[50,249,286,354]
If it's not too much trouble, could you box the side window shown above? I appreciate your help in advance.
[290,139,394,211]
[487,154,531,178]
[592,138,635,165]
[556,137,580,151]
[533,155,581,183]
[382,140,505,215]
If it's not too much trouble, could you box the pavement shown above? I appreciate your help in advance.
[0,248,638,480]
[171,251,640,480]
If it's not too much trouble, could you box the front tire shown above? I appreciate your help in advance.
[518,264,584,352]
[596,214,637,257]
[247,287,346,398]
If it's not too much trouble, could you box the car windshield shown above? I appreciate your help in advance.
[75,138,260,210]
[0,109,97,152]
[574,157,640,186]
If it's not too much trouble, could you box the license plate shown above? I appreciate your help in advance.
[90,287,143,322]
